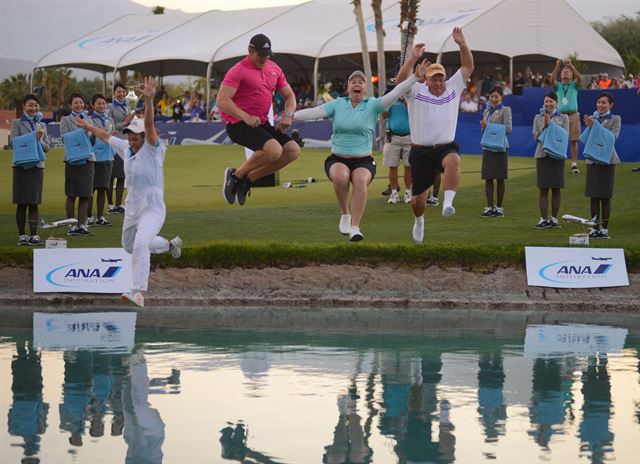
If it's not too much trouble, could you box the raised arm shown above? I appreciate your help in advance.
[294,105,328,122]
[568,61,582,86]
[452,27,474,82]
[550,59,561,88]
[380,62,428,110]
[75,116,111,144]
[140,77,158,146]
[396,43,426,84]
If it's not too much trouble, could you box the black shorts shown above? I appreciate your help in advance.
[324,154,377,181]
[409,142,460,196]
[226,121,293,152]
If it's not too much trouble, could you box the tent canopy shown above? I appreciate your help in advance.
[34,0,624,77]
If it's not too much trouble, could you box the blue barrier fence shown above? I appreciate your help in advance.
[42,88,639,161]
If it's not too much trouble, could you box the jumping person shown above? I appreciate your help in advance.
[76,77,182,308]
[108,82,133,214]
[218,34,300,206]
[60,93,94,236]
[532,92,569,229]
[396,27,474,243]
[10,94,49,246]
[550,59,582,174]
[294,63,429,241]
[479,86,512,218]
[583,92,621,239]
[87,94,115,227]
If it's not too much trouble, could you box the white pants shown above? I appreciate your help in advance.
[122,208,168,292]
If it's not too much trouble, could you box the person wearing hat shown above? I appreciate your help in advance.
[218,33,300,206]
[76,77,182,307]
[293,62,430,241]
[395,27,474,244]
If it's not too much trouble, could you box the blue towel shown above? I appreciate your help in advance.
[93,138,115,163]
[538,120,568,160]
[12,132,45,169]
[481,122,507,152]
[63,128,92,165]
[579,120,615,165]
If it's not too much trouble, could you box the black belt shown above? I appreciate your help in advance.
[391,132,410,136]
[412,143,452,150]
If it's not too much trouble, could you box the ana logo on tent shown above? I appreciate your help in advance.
[46,261,122,288]
[79,32,161,49]
[538,258,613,283]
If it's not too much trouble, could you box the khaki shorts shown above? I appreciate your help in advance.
[382,134,412,167]
[565,111,581,142]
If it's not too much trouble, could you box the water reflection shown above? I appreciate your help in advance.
[1,320,639,463]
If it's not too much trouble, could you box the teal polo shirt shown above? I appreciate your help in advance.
[323,96,383,156]
[555,80,579,113]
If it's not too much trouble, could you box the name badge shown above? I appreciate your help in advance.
[562,97,569,105]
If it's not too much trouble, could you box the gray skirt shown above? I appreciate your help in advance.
[111,155,125,179]
[65,161,94,197]
[93,162,114,189]
[481,149,508,180]
[536,157,565,189]
[13,166,43,205]
[585,164,615,198]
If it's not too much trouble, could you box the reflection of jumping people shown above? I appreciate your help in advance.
[76,77,182,307]
[294,63,429,241]
[396,27,474,244]
[324,392,371,464]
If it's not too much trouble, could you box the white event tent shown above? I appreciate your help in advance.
[33,0,624,113]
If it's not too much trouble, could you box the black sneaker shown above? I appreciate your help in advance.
[77,225,94,236]
[67,226,80,236]
[115,205,125,214]
[588,228,601,239]
[236,177,252,206]
[18,235,30,246]
[599,228,611,239]
[547,218,561,228]
[493,207,505,218]
[534,219,548,229]
[381,184,391,196]
[28,235,43,246]
[223,167,239,204]
[95,217,112,227]
[480,207,495,218]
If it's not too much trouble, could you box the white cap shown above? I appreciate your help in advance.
[122,117,145,134]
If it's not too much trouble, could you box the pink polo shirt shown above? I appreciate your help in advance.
[220,56,288,125]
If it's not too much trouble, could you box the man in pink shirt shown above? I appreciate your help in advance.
[217,34,299,205]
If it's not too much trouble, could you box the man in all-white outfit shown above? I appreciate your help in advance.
[76,76,181,307]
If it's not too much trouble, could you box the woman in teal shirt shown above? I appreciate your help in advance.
[294,63,427,241]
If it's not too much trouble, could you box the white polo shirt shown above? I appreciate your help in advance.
[406,69,466,146]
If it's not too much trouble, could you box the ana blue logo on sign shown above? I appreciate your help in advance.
[538,256,613,283]
[46,259,122,288]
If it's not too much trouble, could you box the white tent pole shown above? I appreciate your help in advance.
[30,69,35,92]
[313,57,320,106]
[509,56,513,91]
[205,61,213,120]
[112,67,118,99]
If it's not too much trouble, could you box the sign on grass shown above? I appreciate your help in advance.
[525,246,628,288]
[33,248,132,293]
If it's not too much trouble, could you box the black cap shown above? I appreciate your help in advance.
[249,34,273,57]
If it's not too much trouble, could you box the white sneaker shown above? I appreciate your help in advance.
[442,205,456,218]
[349,226,364,241]
[404,191,412,204]
[388,191,400,204]
[413,217,424,244]
[169,236,182,259]
[86,216,96,226]
[339,214,351,235]
[121,291,144,307]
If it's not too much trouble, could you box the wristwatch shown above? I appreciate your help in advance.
[285,111,294,118]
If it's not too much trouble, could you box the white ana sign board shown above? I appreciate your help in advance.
[525,246,629,288]
[33,312,137,353]
[33,248,132,293]
[524,324,627,358]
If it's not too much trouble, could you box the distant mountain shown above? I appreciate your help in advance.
[0,58,36,81]
[0,0,186,64]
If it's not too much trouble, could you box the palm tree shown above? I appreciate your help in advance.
[352,0,374,96]
[372,0,386,96]
[0,73,30,111]
[399,0,420,67]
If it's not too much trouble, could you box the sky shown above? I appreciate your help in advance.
[133,0,639,21]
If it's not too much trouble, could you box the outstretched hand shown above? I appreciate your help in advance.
[141,76,156,100]
[75,117,90,130]
[414,60,431,80]
[411,43,426,60]
[452,27,466,46]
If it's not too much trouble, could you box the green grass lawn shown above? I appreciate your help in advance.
[0,145,638,265]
